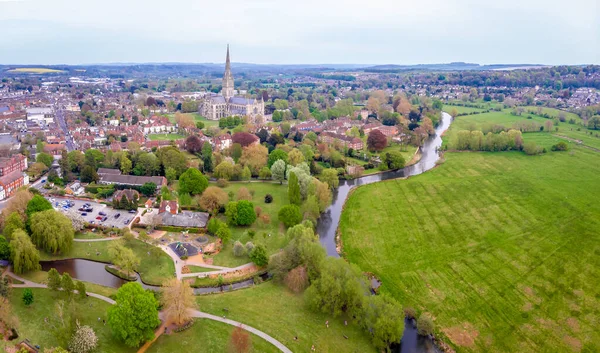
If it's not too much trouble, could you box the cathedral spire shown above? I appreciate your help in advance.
[225,44,231,72]
[222,44,235,100]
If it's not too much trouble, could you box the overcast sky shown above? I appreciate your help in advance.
[0,0,598,65]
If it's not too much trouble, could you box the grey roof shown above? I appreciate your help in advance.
[230,97,255,105]
[0,106,9,113]
[207,95,226,104]
[162,211,209,228]
[26,107,53,114]
[99,174,166,187]
[97,168,121,175]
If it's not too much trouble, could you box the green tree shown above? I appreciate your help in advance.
[214,161,234,180]
[178,168,208,195]
[136,153,159,176]
[58,149,70,178]
[258,166,272,180]
[76,281,87,300]
[26,194,53,219]
[36,152,54,168]
[231,143,243,162]
[270,159,286,184]
[0,236,9,260]
[61,273,75,299]
[268,149,288,167]
[201,142,213,172]
[108,282,160,347]
[2,211,25,240]
[9,230,40,274]
[236,200,256,226]
[278,204,302,227]
[108,243,140,277]
[216,223,231,244]
[165,167,177,183]
[417,314,435,336]
[361,295,405,351]
[140,182,157,197]
[305,257,365,317]
[383,151,405,170]
[30,210,74,254]
[80,165,99,183]
[47,268,62,291]
[249,244,268,266]
[22,288,34,306]
[288,172,301,205]
[225,201,238,225]
[320,169,339,189]
[120,154,132,174]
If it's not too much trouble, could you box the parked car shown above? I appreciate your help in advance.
[101,216,108,222]
[81,212,87,216]
[41,179,46,183]
[99,211,107,216]
[129,209,137,214]
[114,213,121,219]
[123,219,130,225]
[96,216,103,220]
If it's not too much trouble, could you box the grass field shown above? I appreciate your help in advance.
[8,67,64,73]
[340,141,600,352]
[38,239,175,285]
[166,113,219,128]
[148,133,185,141]
[443,105,486,114]
[146,319,279,353]
[74,231,105,240]
[207,182,290,267]
[522,106,583,123]
[0,288,133,353]
[197,282,377,353]
[553,127,600,150]
[449,109,548,132]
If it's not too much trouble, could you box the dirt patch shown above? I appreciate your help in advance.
[563,335,582,352]
[573,289,584,297]
[566,318,580,332]
[522,302,533,312]
[443,323,479,347]
[522,286,542,304]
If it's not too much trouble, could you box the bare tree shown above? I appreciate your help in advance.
[161,279,196,326]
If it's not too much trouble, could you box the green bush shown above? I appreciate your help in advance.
[417,314,435,336]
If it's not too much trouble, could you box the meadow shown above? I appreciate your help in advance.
[443,104,486,114]
[148,133,185,141]
[340,136,600,352]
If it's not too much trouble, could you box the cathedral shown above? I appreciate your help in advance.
[199,46,265,121]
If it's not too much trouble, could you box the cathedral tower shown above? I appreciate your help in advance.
[222,44,235,100]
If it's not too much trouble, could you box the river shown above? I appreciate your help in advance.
[316,111,452,256]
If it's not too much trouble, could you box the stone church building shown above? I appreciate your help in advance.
[199,46,264,120]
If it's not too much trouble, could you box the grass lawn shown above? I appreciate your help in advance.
[74,231,105,240]
[449,109,548,133]
[166,113,219,128]
[443,105,486,114]
[206,182,290,267]
[340,143,600,352]
[197,282,377,353]
[186,265,218,273]
[1,288,133,353]
[522,106,583,123]
[38,239,175,285]
[553,127,600,150]
[146,319,279,353]
[148,133,185,141]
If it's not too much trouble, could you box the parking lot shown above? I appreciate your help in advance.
[49,197,138,229]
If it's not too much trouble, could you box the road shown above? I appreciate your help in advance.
[55,107,76,151]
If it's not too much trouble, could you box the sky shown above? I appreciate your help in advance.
[0,0,598,65]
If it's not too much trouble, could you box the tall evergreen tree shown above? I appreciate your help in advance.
[288,172,301,205]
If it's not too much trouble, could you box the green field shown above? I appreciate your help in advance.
[553,127,600,150]
[166,113,219,128]
[443,105,486,114]
[1,288,132,353]
[148,133,185,141]
[197,282,377,353]
[207,182,290,267]
[8,67,65,73]
[146,319,279,353]
[39,239,175,285]
[522,106,583,124]
[340,141,600,352]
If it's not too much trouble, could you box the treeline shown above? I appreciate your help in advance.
[448,130,524,151]
[307,73,357,81]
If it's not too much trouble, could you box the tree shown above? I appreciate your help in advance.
[135,152,159,176]
[233,241,246,257]
[236,187,252,201]
[367,130,387,151]
[161,278,196,326]
[287,149,305,166]
[229,325,252,353]
[588,116,600,130]
[2,189,33,222]
[361,295,405,351]
[0,277,10,298]
[61,273,75,299]
[214,161,235,180]
[382,151,405,170]
[278,204,302,227]
[232,132,258,147]
[47,268,62,291]
[320,169,339,189]
[216,223,231,244]
[76,281,86,300]
[417,314,435,336]
[26,194,53,219]
[119,154,132,175]
[3,212,24,240]
[108,282,160,347]
[185,135,203,154]
[64,209,85,231]
[48,300,76,348]
[140,182,157,197]
[199,186,229,214]
[301,196,321,224]
[270,159,286,184]
[80,165,99,183]
[0,236,9,260]
[178,168,208,195]
[69,322,98,353]
[236,200,256,226]
[10,230,40,274]
[288,172,301,205]
[305,258,365,317]
[161,149,188,177]
[108,242,140,277]
[268,149,288,167]
[36,152,54,168]
[249,244,268,266]
[225,201,239,225]
[285,266,309,293]
[28,162,48,178]
[30,210,74,254]
[22,288,34,306]
[230,143,243,163]
[239,144,268,176]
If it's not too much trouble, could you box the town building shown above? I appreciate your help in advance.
[320,131,364,150]
[26,107,54,123]
[0,170,29,200]
[199,46,264,120]
[0,154,27,176]
[98,172,167,189]
[158,200,179,215]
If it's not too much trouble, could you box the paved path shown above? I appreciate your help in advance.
[74,237,121,242]
[190,310,292,353]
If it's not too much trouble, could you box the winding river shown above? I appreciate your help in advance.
[316,112,452,256]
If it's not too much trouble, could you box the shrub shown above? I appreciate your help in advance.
[284,265,309,293]
[233,241,246,257]
[245,242,255,253]
[249,244,268,267]
[216,224,231,244]
[254,206,262,216]
[278,204,302,227]
[216,179,229,188]
[551,141,569,151]
[69,323,98,353]
[523,142,544,155]
[417,314,435,336]
[264,194,273,203]
[236,200,256,226]
[404,307,417,319]
[207,218,225,235]
[248,230,256,238]
[237,187,252,201]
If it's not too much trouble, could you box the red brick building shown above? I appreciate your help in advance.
[0,154,27,176]
[0,170,28,200]
[320,132,364,150]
